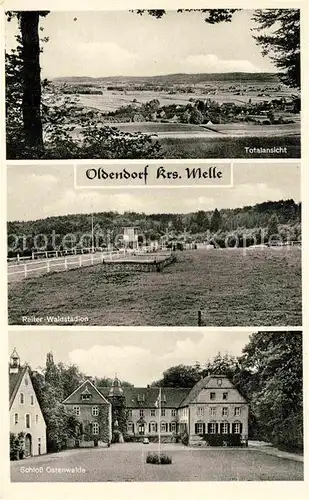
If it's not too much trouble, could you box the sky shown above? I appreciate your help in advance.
[5,10,276,77]
[7,163,300,222]
[9,329,253,386]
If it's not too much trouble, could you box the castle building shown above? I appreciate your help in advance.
[9,349,47,457]
[63,374,248,446]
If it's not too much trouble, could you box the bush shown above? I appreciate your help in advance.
[10,432,25,461]
[146,452,172,465]
[203,433,242,447]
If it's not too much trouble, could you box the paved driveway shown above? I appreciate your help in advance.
[10,443,303,482]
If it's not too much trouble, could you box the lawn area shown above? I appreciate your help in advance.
[159,135,300,158]
[10,445,304,482]
[8,248,301,326]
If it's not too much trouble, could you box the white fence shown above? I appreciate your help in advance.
[7,247,169,282]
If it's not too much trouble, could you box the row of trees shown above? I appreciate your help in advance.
[25,331,302,453]
[7,200,301,256]
[6,9,300,158]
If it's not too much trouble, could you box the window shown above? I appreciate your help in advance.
[209,423,216,434]
[222,407,228,416]
[223,392,228,400]
[92,422,99,435]
[150,422,157,433]
[20,393,24,404]
[210,392,216,400]
[234,407,241,416]
[196,423,204,434]
[171,409,176,417]
[151,409,156,417]
[127,409,132,418]
[30,395,34,406]
[161,409,166,417]
[92,406,99,416]
[161,422,167,432]
[221,423,229,434]
[210,407,216,417]
[25,414,31,429]
[197,407,204,417]
[234,423,241,434]
[25,378,28,386]
[73,406,80,416]
[139,409,144,418]
[217,378,222,386]
[14,413,18,424]
[171,422,176,432]
[81,393,91,401]
[36,415,39,424]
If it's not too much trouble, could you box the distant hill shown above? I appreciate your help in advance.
[52,72,280,86]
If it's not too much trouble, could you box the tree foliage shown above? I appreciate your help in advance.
[252,9,300,88]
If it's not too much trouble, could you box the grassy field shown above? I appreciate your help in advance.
[159,135,300,158]
[10,445,303,482]
[8,248,301,326]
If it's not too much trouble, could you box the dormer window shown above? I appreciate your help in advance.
[217,378,222,386]
[137,393,145,403]
[81,386,92,401]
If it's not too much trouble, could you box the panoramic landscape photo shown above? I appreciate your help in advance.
[6,9,300,160]
[7,163,301,326]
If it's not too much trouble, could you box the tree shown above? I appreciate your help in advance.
[151,364,202,388]
[267,213,279,237]
[210,208,222,232]
[252,9,300,88]
[239,331,303,450]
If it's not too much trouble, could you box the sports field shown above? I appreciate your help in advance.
[8,248,301,326]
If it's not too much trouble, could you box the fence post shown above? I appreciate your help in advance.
[32,252,34,260]
[101,253,104,263]
[109,252,112,261]
[64,258,68,271]
[91,253,94,266]
[198,310,202,327]
[24,263,27,278]
[56,251,58,258]
[47,260,50,273]
[79,255,82,267]
[17,254,20,263]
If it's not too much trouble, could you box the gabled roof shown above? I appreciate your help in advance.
[180,376,212,407]
[9,366,28,409]
[62,379,111,405]
[98,386,190,408]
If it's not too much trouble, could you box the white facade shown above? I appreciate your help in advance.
[9,355,47,457]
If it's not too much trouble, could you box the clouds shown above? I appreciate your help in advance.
[183,54,261,73]
[67,331,251,386]
[75,41,139,76]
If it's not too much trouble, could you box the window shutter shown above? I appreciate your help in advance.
[195,423,198,434]
[239,423,243,434]
[216,423,219,434]
[203,423,206,434]
[232,423,235,434]
[220,423,224,434]
[132,423,134,434]
[207,423,211,433]
[227,423,230,434]
[155,423,157,432]
[149,423,151,433]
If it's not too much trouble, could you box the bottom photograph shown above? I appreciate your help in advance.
[8,329,303,482]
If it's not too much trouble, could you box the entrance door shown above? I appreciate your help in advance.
[138,424,145,435]
[25,434,32,457]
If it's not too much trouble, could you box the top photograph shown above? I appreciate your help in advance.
[5,9,300,160]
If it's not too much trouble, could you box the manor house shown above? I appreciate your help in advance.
[63,374,248,446]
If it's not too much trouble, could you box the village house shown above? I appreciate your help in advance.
[63,374,248,447]
[9,349,47,457]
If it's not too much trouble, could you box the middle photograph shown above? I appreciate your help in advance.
[7,161,301,327]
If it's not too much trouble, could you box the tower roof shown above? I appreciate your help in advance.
[109,375,124,397]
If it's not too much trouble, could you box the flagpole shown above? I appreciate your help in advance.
[91,213,94,253]
[158,387,161,460]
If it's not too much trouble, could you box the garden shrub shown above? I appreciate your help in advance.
[146,452,172,464]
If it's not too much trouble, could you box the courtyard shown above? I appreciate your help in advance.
[10,443,303,482]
